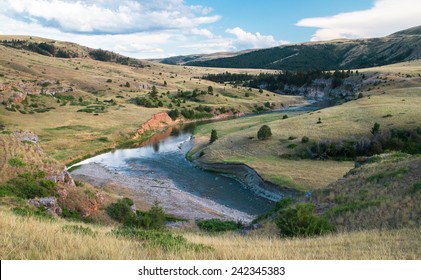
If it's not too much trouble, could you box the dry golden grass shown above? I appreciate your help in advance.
[0,37,303,163]
[0,134,62,183]
[0,208,420,260]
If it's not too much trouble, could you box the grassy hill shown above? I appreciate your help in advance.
[309,153,421,231]
[183,26,421,71]
[1,206,420,259]
[0,35,302,164]
[191,60,421,190]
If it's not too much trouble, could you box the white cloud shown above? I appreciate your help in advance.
[296,0,421,41]
[2,0,220,34]
[0,0,289,58]
[225,27,289,50]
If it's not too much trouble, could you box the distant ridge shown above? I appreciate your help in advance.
[160,25,421,71]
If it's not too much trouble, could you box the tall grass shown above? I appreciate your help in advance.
[1,208,420,260]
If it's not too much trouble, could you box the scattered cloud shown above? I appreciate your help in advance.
[2,0,220,34]
[296,0,421,41]
[0,0,290,58]
[226,27,289,50]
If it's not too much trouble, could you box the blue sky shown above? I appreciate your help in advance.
[186,0,373,43]
[1,0,420,58]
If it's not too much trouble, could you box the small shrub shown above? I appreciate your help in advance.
[317,117,322,124]
[371,122,380,135]
[111,228,208,252]
[97,136,109,143]
[106,198,134,223]
[210,129,218,143]
[11,206,53,220]
[168,109,180,120]
[0,172,56,199]
[257,125,272,140]
[62,225,96,236]
[197,219,241,233]
[8,157,26,167]
[287,143,298,149]
[410,182,421,193]
[276,203,335,237]
[74,180,84,187]
[282,114,288,119]
[301,136,310,143]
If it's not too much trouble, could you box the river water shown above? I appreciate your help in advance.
[71,123,275,215]
[71,101,328,216]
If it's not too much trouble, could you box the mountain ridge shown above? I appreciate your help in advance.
[159,25,421,71]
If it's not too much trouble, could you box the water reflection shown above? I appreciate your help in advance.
[72,123,274,215]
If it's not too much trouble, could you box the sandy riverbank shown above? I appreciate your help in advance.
[71,163,255,223]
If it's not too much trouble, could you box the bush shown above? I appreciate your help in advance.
[168,109,180,121]
[12,206,53,220]
[112,228,208,252]
[301,136,309,143]
[197,219,241,233]
[8,157,26,167]
[0,172,56,199]
[106,198,134,223]
[257,125,272,140]
[276,203,335,237]
[411,182,421,193]
[371,122,380,135]
[106,198,166,230]
[210,129,218,143]
[62,225,96,236]
[145,201,165,230]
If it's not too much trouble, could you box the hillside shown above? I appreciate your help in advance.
[309,153,421,231]
[159,49,254,65]
[182,26,421,70]
[191,60,421,190]
[0,35,302,164]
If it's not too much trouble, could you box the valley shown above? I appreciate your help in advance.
[1,29,421,260]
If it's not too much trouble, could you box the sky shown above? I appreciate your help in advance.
[0,0,421,59]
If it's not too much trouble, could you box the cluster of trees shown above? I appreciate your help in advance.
[306,126,421,160]
[202,70,356,93]
[88,49,136,66]
[0,40,76,58]
[202,72,256,85]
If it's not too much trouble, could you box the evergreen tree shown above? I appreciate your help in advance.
[210,129,218,143]
[257,125,272,140]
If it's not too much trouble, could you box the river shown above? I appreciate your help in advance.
[70,101,327,218]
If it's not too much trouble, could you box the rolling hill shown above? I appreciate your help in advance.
[175,26,421,71]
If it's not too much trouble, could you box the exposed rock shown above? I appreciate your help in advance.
[133,112,175,139]
[13,130,39,144]
[11,91,27,104]
[196,162,298,202]
[27,196,62,216]
[48,168,76,187]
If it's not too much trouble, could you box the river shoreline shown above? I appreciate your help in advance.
[71,162,255,223]
[192,160,300,200]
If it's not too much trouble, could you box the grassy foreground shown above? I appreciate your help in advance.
[1,207,420,260]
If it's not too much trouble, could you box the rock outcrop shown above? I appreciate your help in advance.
[133,112,175,139]
[28,197,62,216]
[196,162,299,201]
